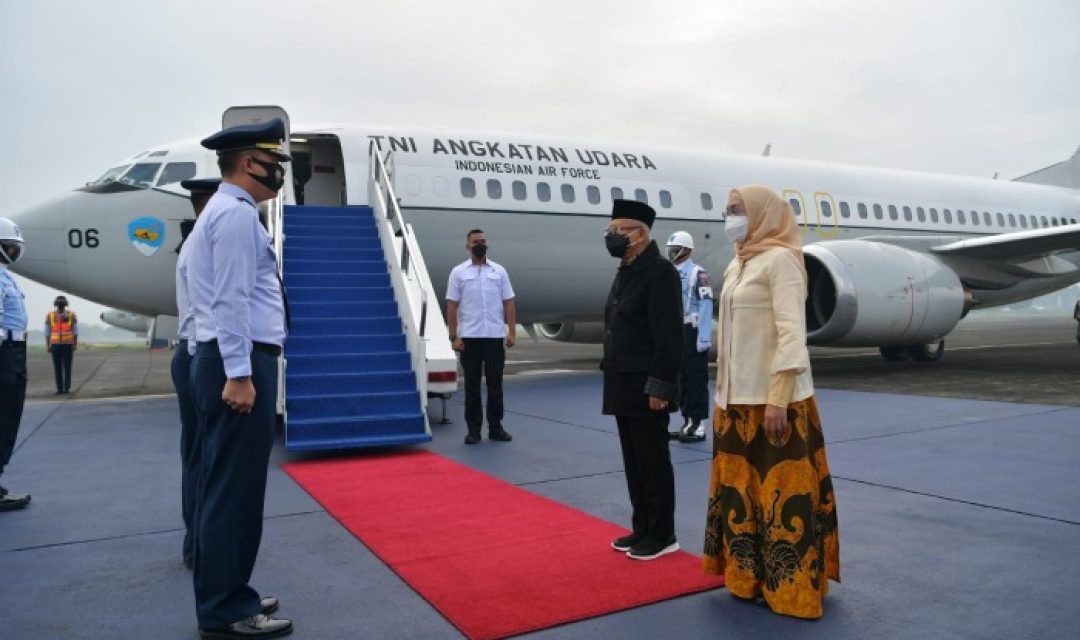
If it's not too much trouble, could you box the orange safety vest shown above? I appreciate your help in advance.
[48,310,77,345]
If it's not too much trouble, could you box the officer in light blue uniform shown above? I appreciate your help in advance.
[0,217,31,511]
[665,231,713,442]
[172,177,220,570]
[185,119,293,639]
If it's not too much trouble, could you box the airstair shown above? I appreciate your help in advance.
[274,142,456,451]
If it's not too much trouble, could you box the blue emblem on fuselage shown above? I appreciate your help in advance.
[127,217,166,256]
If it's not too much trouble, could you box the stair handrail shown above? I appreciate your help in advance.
[368,139,437,409]
[266,188,287,418]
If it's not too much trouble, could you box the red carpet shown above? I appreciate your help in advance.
[284,450,724,639]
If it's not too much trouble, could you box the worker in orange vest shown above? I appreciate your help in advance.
[44,296,77,394]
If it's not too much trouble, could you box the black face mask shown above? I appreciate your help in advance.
[605,231,631,258]
[471,243,488,259]
[56,304,67,312]
[248,157,285,193]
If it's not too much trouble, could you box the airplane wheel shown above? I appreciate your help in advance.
[879,346,909,362]
[907,340,945,362]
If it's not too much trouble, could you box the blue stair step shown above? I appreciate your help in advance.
[287,371,416,395]
[285,247,384,261]
[288,286,395,304]
[283,214,376,228]
[286,351,412,374]
[284,273,390,288]
[290,301,398,318]
[286,234,379,248]
[287,259,389,275]
[285,415,430,452]
[287,205,372,217]
[288,333,406,354]
[288,391,421,418]
[290,316,401,335]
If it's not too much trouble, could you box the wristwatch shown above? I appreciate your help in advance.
[229,376,251,383]
[449,335,458,341]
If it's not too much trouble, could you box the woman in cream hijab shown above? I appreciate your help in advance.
[701,184,840,619]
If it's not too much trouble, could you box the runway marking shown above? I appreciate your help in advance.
[517,368,577,376]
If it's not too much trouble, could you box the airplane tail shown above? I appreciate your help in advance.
[1013,145,1080,189]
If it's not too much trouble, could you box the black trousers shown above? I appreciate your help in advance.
[50,343,73,392]
[0,340,27,478]
[679,324,710,420]
[190,342,277,628]
[170,340,200,566]
[615,413,675,542]
[460,337,505,433]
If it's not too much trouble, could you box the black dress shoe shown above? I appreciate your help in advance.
[611,532,644,552]
[0,485,31,511]
[669,418,688,440]
[679,418,706,443]
[627,536,680,560]
[464,432,481,445]
[488,428,512,442]
[200,614,292,639]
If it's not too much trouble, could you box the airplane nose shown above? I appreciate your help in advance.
[6,193,74,290]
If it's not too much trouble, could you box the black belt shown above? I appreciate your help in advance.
[200,339,282,357]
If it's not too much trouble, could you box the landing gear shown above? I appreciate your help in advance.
[879,340,945,362]
[907,339,945,362]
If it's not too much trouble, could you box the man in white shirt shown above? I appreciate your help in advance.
[446,229,516,445]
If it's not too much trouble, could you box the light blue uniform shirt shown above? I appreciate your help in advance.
[186,183,286,378]
[677,258,713,346]
[175,238,196,354]
[0,265,28,334]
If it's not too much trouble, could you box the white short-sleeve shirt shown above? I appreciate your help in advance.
[446,259,515,338]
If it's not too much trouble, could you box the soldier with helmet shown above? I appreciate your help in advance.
[665,230,713,442]
[0,217,31,511]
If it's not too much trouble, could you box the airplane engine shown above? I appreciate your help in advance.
[536,322,606,343]
[803,241,967,348]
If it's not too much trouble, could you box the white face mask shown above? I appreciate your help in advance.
[724,216,748,243]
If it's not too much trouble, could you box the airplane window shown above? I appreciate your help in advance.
[512,180,526,200]
[487,179,502,199]
[916,207,926,222]
[872,204,883,220]
[1019,215,1028,228]
[537,182,551,202]
[983,212,992,226]
[587,185,601,204]
[1006,213,1016,227]
[118,163,162,188]
[92,164,131,184]
[659,190,672,208]
[1040,215,1048,226]
[700,193,713,211]
[857,203,868,219]
[996,212,1006,227]
[971,210,980,225]
[943,209,952,224]
[789,199,802,217]
[820,200,833,218]
[634,189,648,204]
[888,205,898,221]
[460,178,476,198]
[157,162,196,187]
[562,184,576,203]
[839,202,850,218]
[902,206,912,221]
[611,187,624,201]
[957,209,966,224]
[929,208,939,223]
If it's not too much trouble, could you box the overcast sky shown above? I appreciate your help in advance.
[2,0,1078,325]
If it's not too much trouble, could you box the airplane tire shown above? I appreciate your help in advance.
[879,346,909,362]
[907,340,945,362]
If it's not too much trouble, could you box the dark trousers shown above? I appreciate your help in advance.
[616,413,676,542]
[50,343,73,392]
[0,340,27,478]
[170,340,200,566]
[190,342,277,628]
[679,324,710,420]
[461,337,505,433]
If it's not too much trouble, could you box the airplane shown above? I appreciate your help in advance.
[7,121,1080,364]
[100,309,150,338]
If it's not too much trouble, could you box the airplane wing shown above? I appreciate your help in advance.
[929,223,1080,262]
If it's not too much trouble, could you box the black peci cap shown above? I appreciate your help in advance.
[611,199,656,228]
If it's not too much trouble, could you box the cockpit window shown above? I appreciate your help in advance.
[93,165,131,184]
[117,163,162,188]
[157,162,196,186]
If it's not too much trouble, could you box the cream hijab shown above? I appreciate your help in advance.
[729,184,805,281]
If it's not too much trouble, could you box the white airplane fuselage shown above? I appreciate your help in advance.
[9,125,1080,350]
